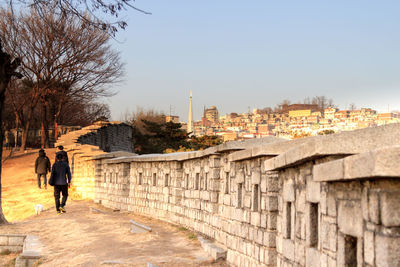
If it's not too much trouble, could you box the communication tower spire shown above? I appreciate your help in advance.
[188,90,193,134]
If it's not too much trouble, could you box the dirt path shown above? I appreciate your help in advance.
[0,150,226,266]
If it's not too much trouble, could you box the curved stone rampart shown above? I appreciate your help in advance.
[65,123,400,266]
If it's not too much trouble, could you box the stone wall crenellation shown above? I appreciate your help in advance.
[66,123,400,266]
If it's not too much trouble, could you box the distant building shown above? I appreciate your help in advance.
[377,113,397,120]
[324,108,338,119]
[289,109,312,118]
[281,104,319,113]
[165,115,179,123]
[335,110,350,119]
[204,106,219,122]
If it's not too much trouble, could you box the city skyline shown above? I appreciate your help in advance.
[107,1,400,122]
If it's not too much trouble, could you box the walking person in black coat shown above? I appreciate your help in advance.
[50,153,72,214]
[35,149,51,189]
[55,145,69,164]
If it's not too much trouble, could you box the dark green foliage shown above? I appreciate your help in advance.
[134,120,190,154]
[133,119,223,154]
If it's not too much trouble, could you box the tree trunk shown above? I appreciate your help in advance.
[54,121,58,142]
[40,102,50,148]
[0,84,8,224]
[20,105,35,151]
[14,128,18,148]
[0,40,22,224]
[14,116,19,148]
[20,120,30,151]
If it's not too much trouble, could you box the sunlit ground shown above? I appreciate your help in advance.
[2,148,56,222]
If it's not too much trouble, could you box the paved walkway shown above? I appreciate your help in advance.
[1,200,226,267]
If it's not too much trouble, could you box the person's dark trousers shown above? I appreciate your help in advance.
[54,185,68,211]
[37,174,47,188]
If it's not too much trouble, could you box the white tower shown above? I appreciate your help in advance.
[188,90,193,134]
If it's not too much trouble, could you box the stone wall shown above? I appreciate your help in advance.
[0,234,25,253]
[55,121,135,200]
[66,123,400,266]
[55,121,134,153]
[77,123,134,153]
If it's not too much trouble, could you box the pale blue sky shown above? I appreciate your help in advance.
[108,1,400,121]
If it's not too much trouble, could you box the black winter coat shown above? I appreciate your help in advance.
[55,150,69,164]
[50,161,72,186]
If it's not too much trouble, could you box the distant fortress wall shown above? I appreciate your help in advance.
[63,123,400,266]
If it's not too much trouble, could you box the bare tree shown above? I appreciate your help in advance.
[312,96,334,111]
[303,97,311,104]
[57,100,111,126]
[0,7,124,147]
[0,0,136,224]
[275,99,291,112]
[349,103,357,111]
[6,0,150,36]
[4,79,40,150]
[124,107,165,134]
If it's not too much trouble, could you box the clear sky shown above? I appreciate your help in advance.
[108,1,400,121]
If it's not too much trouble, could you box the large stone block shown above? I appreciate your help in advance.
[306,247,320,267]
[263,231,276,248]
[282,239,295,262]
[327,192,337,217]
[264,248,277,265]
[251,169,261,185]
[265,196,278,212]
[267,212,278,230]
[0,235,8,245]
[283,182,295,202]
[209,156,220,168]
[266,172,279,192]
[297,190,306,213]
[295,242,305,266]
[236,169,245,184]
[250,212,261,227]
[375,234,400,267]
[306,176,320,203]
[8,235,25,246]
[364,230,374,266]
[380,191,400,227]
[369,191,380,225]
[338,200,363,237]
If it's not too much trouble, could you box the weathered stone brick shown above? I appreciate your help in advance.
[283,182,295,202]
[295,242,305,266]
[251,169,261,185]
[364,231,374,265]
[251,212,261,227]
[260,175,267,193]
[265,196,278,212]
[0,236,8,245]
[263,230,276,248]
[264,248,277,265]
[375,234,400,267]
[282,239,295,262]
[338,200,363,237]
[266,173,279,192]
[306,176,320,203]
[368,191,380,225]
[8,236,25,246]
[261,213,267,228]
[380,191,400,227]
[306,248,320,267]
[327,192,337,217]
